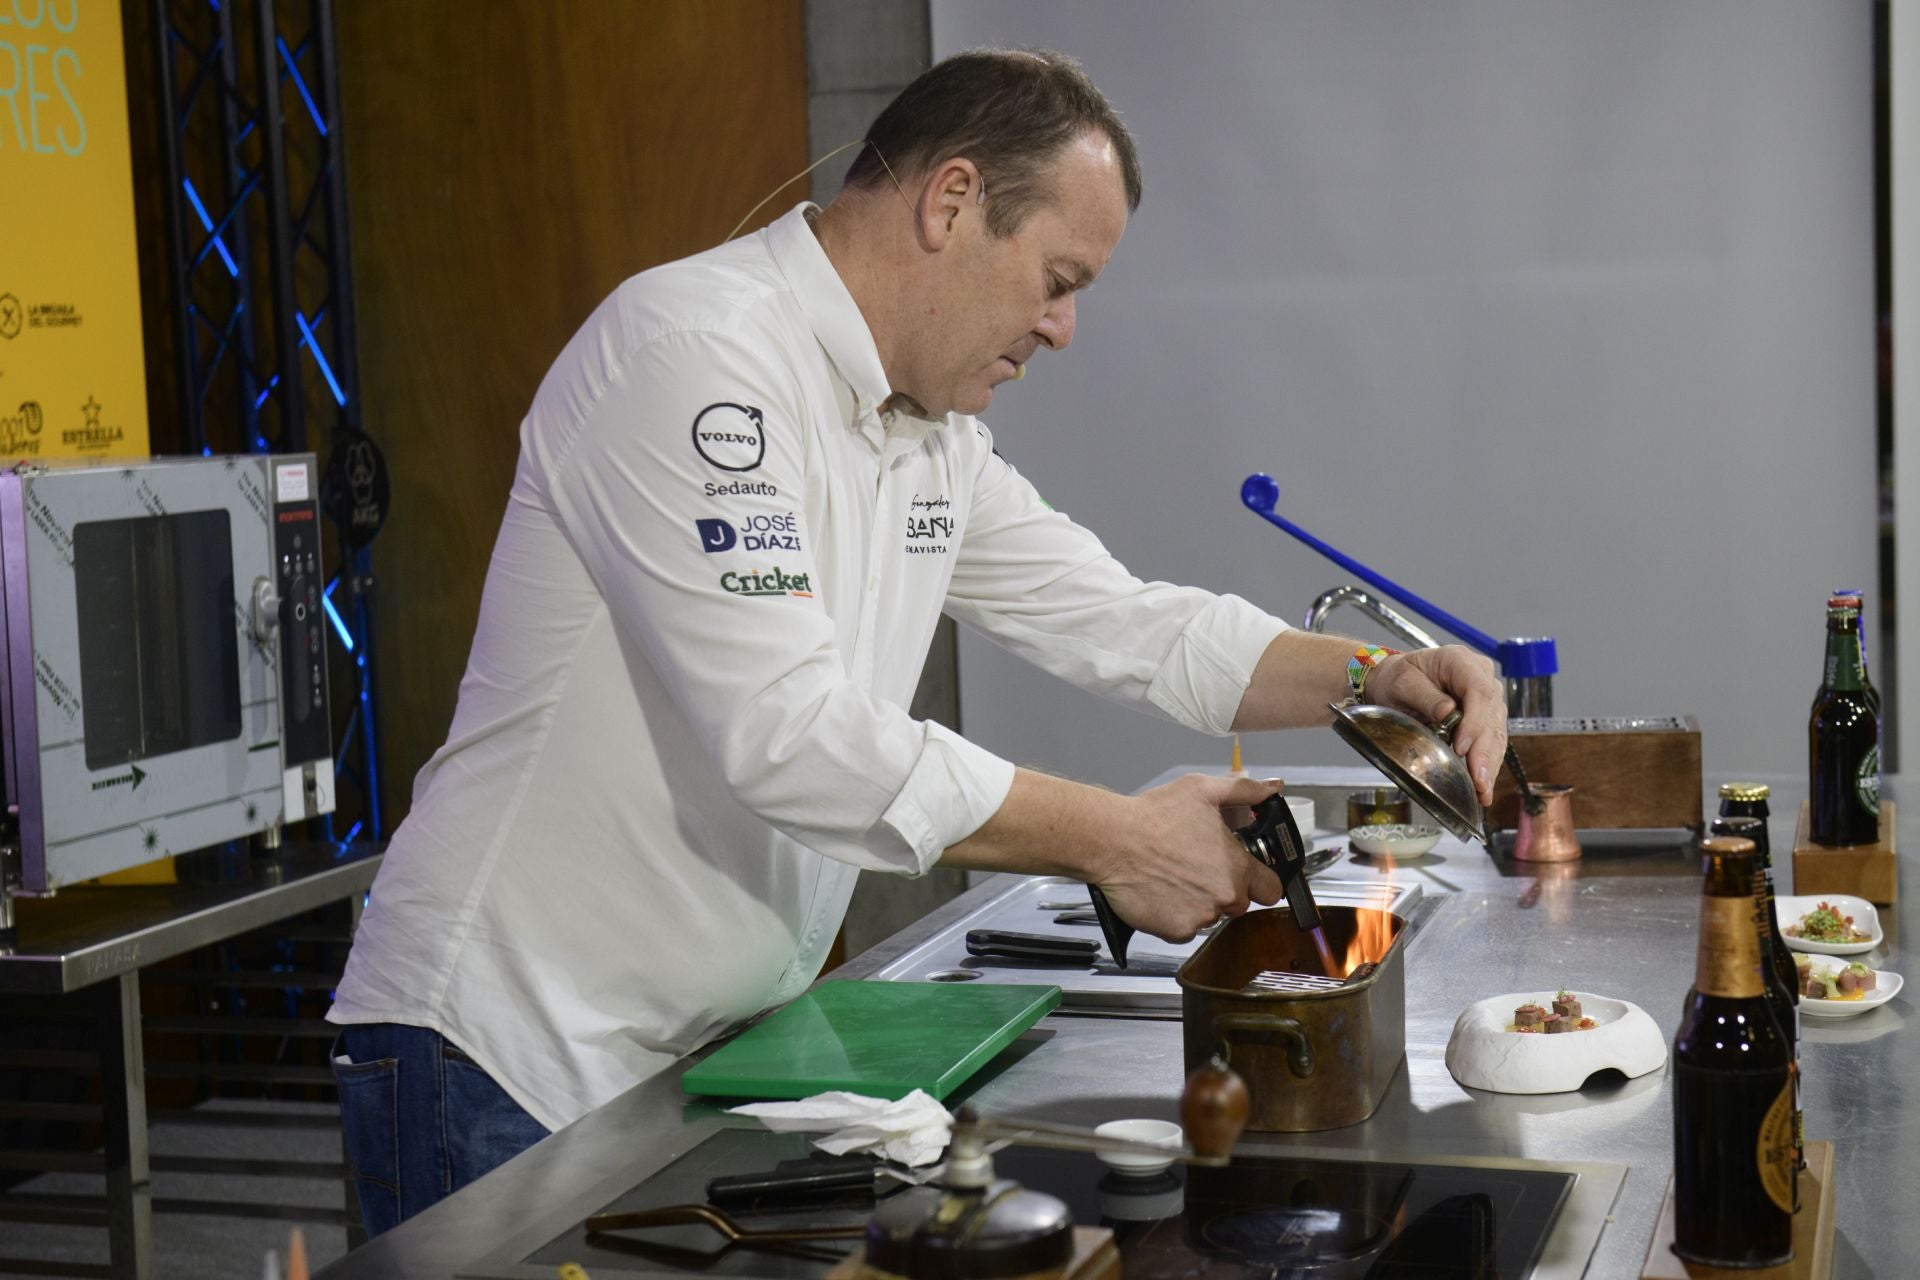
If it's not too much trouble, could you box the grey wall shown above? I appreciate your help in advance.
[934,0,1878,792]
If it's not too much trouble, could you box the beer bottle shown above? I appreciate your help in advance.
[1713,787,1797,1015]
[1826,591,1882,717]
[1711,811,1802,1199]
[1809,598,1879,846]
[1672,837,1794,1269]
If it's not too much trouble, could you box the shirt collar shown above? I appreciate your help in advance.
[765,203,939,447]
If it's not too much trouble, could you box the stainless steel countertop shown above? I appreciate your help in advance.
[0,841,383,993]
[317,771,1912,1279]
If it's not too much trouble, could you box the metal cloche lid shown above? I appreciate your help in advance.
[1328,702,1487,845]
[1719,781,1772,801]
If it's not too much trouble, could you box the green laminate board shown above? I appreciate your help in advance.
[680,980,1062,1102]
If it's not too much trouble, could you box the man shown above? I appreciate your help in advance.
[328,47,1505,1234]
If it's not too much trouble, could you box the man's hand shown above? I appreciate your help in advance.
[941,769,1284,945]
[1363,645,1507,806]
[1095,773,1286,942]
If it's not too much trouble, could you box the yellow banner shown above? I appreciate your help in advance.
[0,0,150,462]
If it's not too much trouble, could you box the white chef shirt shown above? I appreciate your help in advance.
[328,203,1289,1130]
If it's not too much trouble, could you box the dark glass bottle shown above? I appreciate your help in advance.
[1672,838,1794,1269]
[1809,599,1880,846]
[1713,788,1796,1013]
[1825,591,1882,717]
[1711,811,1802,1200]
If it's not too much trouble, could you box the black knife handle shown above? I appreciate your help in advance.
[964,929,1101,962]
[1086,886,1135,968]
[707,1156,877,1206]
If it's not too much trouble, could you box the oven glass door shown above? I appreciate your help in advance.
[74,509,242,770]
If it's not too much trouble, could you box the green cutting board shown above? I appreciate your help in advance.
[680,980,1061,1102]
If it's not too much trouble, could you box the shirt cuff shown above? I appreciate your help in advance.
[879,722,1018,875]
[1146,594,1291,735]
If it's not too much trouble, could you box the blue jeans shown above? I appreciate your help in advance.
[331,1023,550,1236]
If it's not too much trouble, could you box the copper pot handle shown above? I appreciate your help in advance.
[1212,1013,1316,1079]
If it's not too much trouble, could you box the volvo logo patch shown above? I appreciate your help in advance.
[692,403,766,472]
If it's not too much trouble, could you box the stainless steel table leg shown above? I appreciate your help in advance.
[96,972,152,1280]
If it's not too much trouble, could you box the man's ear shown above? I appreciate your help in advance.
[919,157,984,249]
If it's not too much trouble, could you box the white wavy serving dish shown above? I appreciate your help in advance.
[1776,893,1883,956]
[1445,992,1667,1095]
[1799,966,1902,1019]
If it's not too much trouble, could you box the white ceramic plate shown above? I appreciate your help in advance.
[1776,894,1883,956]
[1799,967,1901,1018]
[1348,823,1444,857]
[1445,991,1667,1095]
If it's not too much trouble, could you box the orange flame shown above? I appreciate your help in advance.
[1340,908,1395,978]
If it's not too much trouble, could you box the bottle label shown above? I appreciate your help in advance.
[1696,898,1764,998]
[1858,744,1881,817]
[1758,1078,1796,1214]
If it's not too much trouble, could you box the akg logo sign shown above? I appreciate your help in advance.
[691,403,766,472]
[695,511,801,554]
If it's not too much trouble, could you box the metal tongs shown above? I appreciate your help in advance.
[1090,791,1320,968]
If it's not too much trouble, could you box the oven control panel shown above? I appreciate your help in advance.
[271,460,334,821]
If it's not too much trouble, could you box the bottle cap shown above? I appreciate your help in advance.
[1719,781,1771,802]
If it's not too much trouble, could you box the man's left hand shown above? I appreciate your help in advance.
[1362,646,1507,806]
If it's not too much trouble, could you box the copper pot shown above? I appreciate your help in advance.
[1176,906,1407,1133]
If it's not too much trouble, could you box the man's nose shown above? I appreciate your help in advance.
[1036,294,1077,352]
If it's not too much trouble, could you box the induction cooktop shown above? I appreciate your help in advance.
[460,1126,1618,1280]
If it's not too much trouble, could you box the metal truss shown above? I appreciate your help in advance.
[154,0,383,844]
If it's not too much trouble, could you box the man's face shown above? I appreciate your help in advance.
[917,133,1129,418]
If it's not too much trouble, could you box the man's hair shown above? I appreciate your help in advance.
[844,47,1142,237]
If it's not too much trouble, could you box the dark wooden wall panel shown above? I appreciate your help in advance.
[335,1,809,820]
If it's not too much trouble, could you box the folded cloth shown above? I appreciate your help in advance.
[727,1089,953,1167]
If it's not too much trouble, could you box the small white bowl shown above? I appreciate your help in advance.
[1799,967,1901,1018]
[1092,1118,1182,1177]
[1776,894,1883,956]
[1348,823,1444,857]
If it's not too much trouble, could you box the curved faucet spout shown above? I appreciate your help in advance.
[1305,586,1442,650]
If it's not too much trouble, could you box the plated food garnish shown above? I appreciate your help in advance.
[1510,992,1599,1033]
[1804,960,1878,1001]
[1785,901,1873,945]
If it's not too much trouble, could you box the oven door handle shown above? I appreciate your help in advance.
[1212,1013,1316,1079]
[250,576,282,644]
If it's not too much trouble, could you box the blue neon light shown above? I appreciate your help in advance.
[295,312,347,406]
[323,592,354,651]
[277,36,328,136]
[253,372,280,411]
[181,179,240,277]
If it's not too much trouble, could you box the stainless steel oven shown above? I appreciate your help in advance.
[0,454,334,910]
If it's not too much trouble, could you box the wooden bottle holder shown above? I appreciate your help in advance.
[1791,800,1897,905]
[1641,1140,1835,1279]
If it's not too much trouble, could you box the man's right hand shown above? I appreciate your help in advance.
[1095,773,1285,941]
[941,768,1285,944]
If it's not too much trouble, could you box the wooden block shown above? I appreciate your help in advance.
[1641,1139,1835,1279]
[1489,717,1703,832]
[1792,800,1898,905]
